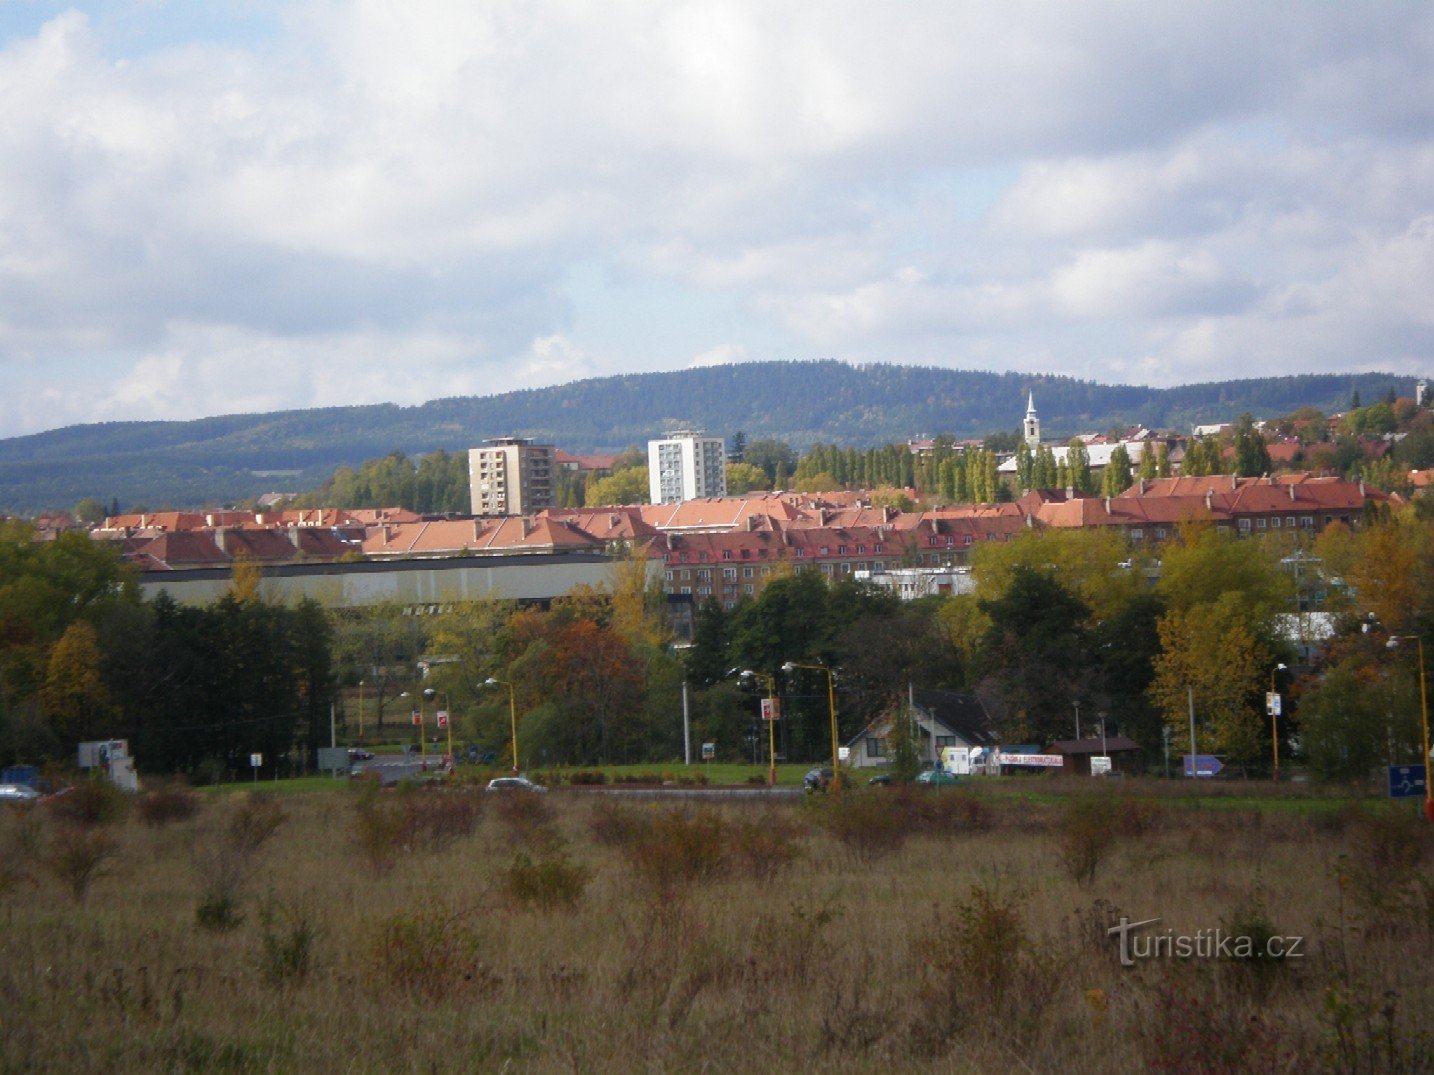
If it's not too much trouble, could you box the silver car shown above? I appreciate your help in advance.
[485,776,547,793]
[0,783,40,802]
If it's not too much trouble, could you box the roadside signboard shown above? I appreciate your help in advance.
[1183,755,1223,777]
[702,742,716,761]
[838,746,850,762]
[317,747,349,773]
[1266,692,1282,716]
[760,698,781,722]
[249,753,263,768]
[997,752,1063,768]
[411,710,422,726]
[1387,764,1427,799]
[436,710,449,729]
[1090,756,1112,776]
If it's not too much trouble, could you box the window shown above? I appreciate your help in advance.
[743,584,754,594]
[699,552,709,562]
[795,548,805,557]
[1130,529,1143,541]
[841,563,851,573]
[935,736,957,749]
[723,567,737,580]
[964,534,973,545]
[697,569,711,581]
[1286,516,1295,528]
[1256,518,1267,529]
[820,546,830,555]
[1271,516,1281,528]
[664,570,673,582]
[742,566,754,578]
[697,586,711,596]
[838,545,848,555]
[1301,516,1314,529]
[1155,528,1166,540]
[679,586,691,595]
[866,737,885,758]
[722,550,733,560]
[874,543,883,553]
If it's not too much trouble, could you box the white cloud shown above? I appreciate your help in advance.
[1,2,1433,437]
[689,344,748,368]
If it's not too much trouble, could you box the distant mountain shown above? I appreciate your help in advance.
[0,360,1410,514]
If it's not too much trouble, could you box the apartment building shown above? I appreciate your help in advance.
[648,431,727,504]
[468,437,557,516]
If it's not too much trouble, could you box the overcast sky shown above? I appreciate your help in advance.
[2,2,1432,438]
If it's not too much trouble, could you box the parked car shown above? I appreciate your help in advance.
[803,767,852,792]
[348,749,375,762]
[914,769,960,786]
[867,774,892,787]
[486,776,547,793]
[0,783,40,802]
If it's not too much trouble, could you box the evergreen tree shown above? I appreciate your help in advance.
[1102,446,1134,496]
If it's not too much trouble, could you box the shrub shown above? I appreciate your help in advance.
[813,793,908,861]
[727,812,803,879]
[1058,795,1118,885]
[257,897,319,987]
[225,793,286,857]
[568,770,609,786]
[1342,809,1429,932]
[492,788,555,836]
[503,851,591,910]
[588,800,645,848]
[47,778,130,827]
[368,907,486,998]
[622,808,726,891]
[195,889,245,932]
[137,784,202,827]
[45,825,117,903]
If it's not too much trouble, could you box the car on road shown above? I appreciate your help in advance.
[0,783,40,802]
[867,773,892,787]
[803,767,852,792]
[914,769,960,786]
[486,776,547,793]
[348,749,375,762]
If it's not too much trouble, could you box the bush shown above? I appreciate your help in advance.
[47,778,130,827]
[137,784,202,827]
[368,907,486,998]
[813,793,909,861]
[45,825,117,903]
[225,793,286,857]
[492,788,555,837]
[257,897,319,986]
[568,770,609,786]
[1058,795,1118,885]
[503,851,591,910]
[621,809,727,891]
[588,800,645,848]
[728,812,804,879]
[195,889,244,932]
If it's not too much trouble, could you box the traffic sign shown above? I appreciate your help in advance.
[1387,764,1427,799]
[1183,754,1223,777]
[702,742,715,761]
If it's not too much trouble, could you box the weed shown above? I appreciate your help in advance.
[727,811,803,879]
[587,800,645,847]
[195,889,244,932]
[225,793,286,857]
[1138,971,1291,1074]
[568,770,608,785]
[622,808,727,892]
[492,788,556,840]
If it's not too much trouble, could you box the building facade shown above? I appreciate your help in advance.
[647,431,728,504]
[468,438,557,516]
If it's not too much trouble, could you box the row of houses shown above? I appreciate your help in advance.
[82,472,1395,609]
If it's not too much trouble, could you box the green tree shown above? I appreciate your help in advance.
[73,498,106,525]
[1102,446,1133,496]
[1233,414,1273,477]
[586,467,650,506]
[1299,655,1420,780]
[725,462,770,494]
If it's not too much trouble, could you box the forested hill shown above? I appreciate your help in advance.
[0,361,1409,513]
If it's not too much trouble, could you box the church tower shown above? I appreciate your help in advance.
[1023,392,1040,449]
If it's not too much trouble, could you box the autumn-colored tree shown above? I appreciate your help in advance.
[229,553,264,603]
[1345,512,1431,632]
[1299,655,1420,780]
[1158,521,1294,622]
[725,462,769,494]
[1149,596,1269,764]
[607,545,671,652]
[40,620,116,751]
[586,467,650,506]
[973,527,1144,623]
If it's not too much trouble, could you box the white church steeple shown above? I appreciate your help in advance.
[1023,391,1040,449]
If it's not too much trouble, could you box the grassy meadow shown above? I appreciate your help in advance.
[2,776,1431,1073]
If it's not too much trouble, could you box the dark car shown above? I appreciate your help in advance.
[348,748,375,762]
[803,767,852,792]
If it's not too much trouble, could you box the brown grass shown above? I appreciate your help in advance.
[1,784,1431,1072]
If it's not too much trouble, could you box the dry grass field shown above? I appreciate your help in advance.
[1,778,1431,1073]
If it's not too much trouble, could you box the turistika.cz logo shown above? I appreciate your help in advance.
[1107,916,1305,968]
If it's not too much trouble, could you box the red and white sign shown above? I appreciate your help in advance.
[760,697,781,722]
[436,710,449,729]
[410,710,422,726]
[998,752,1064,767]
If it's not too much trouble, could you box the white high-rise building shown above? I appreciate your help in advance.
[648,432,728,504]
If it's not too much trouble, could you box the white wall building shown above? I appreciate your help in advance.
[648,432,728,504]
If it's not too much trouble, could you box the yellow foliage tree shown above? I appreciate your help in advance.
[40,620,116,750]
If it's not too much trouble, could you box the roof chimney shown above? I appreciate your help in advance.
[1205,490,1213,511]
[1289,483,1295,501]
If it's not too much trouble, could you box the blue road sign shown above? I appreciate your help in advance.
[1182,754,1223,778]
[1387,764,1427,799]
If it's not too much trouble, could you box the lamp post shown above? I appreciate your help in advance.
[1268,663,1287,781]
[357,679,366,744]
[783,660,841,796]
[741,670,779,786]
[1386,636,1433,821]
[484,677,520,775]
[1073,699,1081,741]
[422,688,436,766]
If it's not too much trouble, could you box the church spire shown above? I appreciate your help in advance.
[1023,391,1040,448]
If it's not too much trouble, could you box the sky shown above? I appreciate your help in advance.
[2,1,1433,438]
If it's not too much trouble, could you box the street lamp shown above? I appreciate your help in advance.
[1268,663,1287,781]
[483,677,520,775]
[422,687,436,766]
[357,679,366,743]
[1386,636,1432,821]
[783,660,841,795]
[740,670,779,786]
